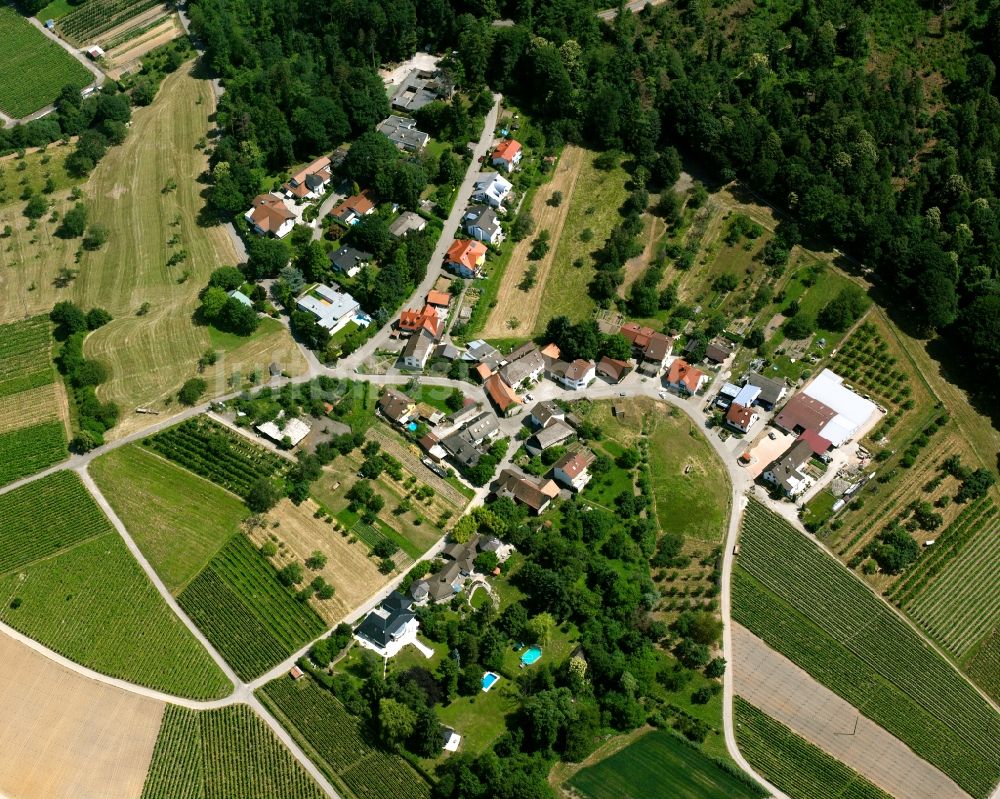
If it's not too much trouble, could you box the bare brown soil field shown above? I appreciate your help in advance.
[481,145,586,338]
[106,16,183,80]
[251,498,393,625]
[0,632,165,799]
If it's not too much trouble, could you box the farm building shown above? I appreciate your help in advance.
[775,369,878,447]
[256,416,311,447]
[762,439,813,497]
[745,372,787,409]
[485,373,521,416]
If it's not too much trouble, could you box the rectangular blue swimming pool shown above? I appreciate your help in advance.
[482,671,500,691]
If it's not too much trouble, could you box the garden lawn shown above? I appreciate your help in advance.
[0,532,231,699]
[567,729,764,799]
[0,7,92,118]
[90,444,247,593]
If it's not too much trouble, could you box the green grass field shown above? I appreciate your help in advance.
[0,67,303,431]
[0,474,230,699]
[259,676,431,799]
[90,444,248,593]
[0,143,77,203]
[567,729,765,799]
[733,698,892,799]
[534,151,630,335]
[178,535,326,680]
[141,704,325,799]
[733,501,1000,798]
[0,7,92,118]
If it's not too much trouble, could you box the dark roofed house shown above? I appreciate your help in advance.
[494,469,559,514]
[354,591,417,654]
[329,246,372,278]
[529,401,563,428]
[464,204,504,245]
[706,338,735,364]
[526,419,575,455]
[596,356,632,384]
[762,439,813,497]
[377,115,430,152]
[746,372,787,410]
[379,388,415,424]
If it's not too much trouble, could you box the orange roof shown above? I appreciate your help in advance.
[475,362,493,381]
[666,359,705,393]
[446,239,487,270]
[485,373,520,411]
[493,139,521,162]
[426,290,451,307]
[540,342,560,359]
[399,306,440,337]
[726,402,756,429]
[249,194,294,232]
[332,190,375,219]
[290,156,331,185]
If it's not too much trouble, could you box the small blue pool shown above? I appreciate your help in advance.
[521,647,542,666]
[407,421,418,431]
[482,671,500,692]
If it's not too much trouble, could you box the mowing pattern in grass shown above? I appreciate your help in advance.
[0,471,110,573]
[58,0,162,44]
[0,420,67,486]
[144,417,287,499]
[141,704,325,799]
[260,676,431,799]
[0,532,230,700]
[567,729,765,799]
[178,535,325,680]
[0,8,92,117]
[733,697,893,799]
[734,501,1000,798]
[0,316,54,397]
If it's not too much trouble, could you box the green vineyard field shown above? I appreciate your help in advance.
[733,500,1000,797]
[178,535,325,680]
[0,8,91,117]
[733,698,892,799]
[59,0,163,44]
[0,512,232,699]
[145,417,287,500]
[141,704,325,799]
[0,316,54,397]
[0,420,67,486]
[260,676,431,799]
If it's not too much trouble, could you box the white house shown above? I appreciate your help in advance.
[296,284,362,333]
[402,330,435,369]
[762,440,813,497]
[245,193,295,238]
[553,449,595,492]
[354,592,420,658]
[472,172,512,208]
[557,359,595,390]
[491,139,522,172]
[464,204,504,245]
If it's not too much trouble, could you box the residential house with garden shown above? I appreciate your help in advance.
[464,204,504,245]
[330,191,375,226]
[664,359,707,395]
[445,239,488,278]
[245,193,295,238]
[390,68,453,112]
[378,388,416,426]
[389,211,427,238]
[295,284,363,333]
[354,591,418,657]
[494,469,559,514]
[552,448,595,492]
[762,439,813,498]
[377,115,430,152]
[472,172,513,209]
[491,139,522,172]
[329,245,372,278]
[282,155,333,200]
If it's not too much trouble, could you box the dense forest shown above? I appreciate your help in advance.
[187,0,1000,404]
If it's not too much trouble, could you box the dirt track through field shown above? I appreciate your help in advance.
[0,632,164,799]
[481,145,585,338]
[732,623,969,799]
[619,213,664,296]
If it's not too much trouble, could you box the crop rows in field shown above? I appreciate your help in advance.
[890,498,995,604]
[59,0,163,44]
[0,471,111,574]
[733,698,892,799]
[141,704,325,799]
[178,535,325,680]
[0,316,54,397]
[0,531,231,699]
[905,513,1000,657]
[0,8,92,117]
[261,677,431,799]
[145,417,286,499]
[732,569,997,798]
[735,500,1000,797]
[965,624,1000,704]
[0,421,67,486]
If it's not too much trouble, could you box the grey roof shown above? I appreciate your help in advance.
[329,246,372,274]
[389,211,427,238]
[435,343,460,360]
[390,69,453,112]
[441,411,498,466]
[464,204,501,239]
[463,340,500,362]
[531,420,574,450]
[530,401,563,427]
[355,591,414,647]
[403,329,436,361]
[746,371,787,405]
[499,351,544,387]
[377,115,430,150]
[767,440,813,492]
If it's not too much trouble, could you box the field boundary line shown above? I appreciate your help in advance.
[78,466,242,690]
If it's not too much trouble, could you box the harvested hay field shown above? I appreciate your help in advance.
[0,632,165,799]
[481,145,586,338]
[252,498,394,625]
